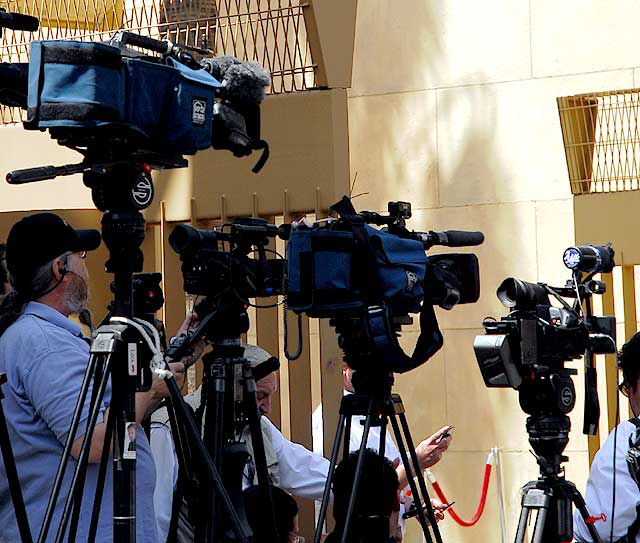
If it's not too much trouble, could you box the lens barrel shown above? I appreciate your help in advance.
[169,224,219,254]
[497,278,549,309]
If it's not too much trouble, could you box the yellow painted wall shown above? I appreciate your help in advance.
[347,1,640,541]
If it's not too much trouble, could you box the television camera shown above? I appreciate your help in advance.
[3,30,270,205]
[286,195,484,373]
[473,244,617,543]
[167,218,290,543]
[286,196,485,543]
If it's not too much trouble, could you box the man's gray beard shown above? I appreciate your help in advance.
[66,275,89,315]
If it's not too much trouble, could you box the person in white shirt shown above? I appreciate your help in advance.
[150,344,329,542]
[152,348,451,542]
[574,332,640,542]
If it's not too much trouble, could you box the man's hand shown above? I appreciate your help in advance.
[152,362,186,399]
[137,361,185,423]
[176,311,200,337]
[415,426,453,470]
[396,425,453,489]
[430,498,447,522]
[174,311,207,368]
[399,495,447,524]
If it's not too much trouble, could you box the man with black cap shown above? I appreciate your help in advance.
[0,213,186,543]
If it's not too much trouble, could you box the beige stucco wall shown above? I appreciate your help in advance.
[347,1,640,541]
[1,1,639,540]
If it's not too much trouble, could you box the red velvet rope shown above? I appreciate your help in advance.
[427,453,493,527]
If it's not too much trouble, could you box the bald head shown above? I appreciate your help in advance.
[242,343,278,416]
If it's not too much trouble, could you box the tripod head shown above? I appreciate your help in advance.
[195,293,250,342]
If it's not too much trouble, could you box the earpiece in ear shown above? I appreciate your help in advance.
[58,255,69,276]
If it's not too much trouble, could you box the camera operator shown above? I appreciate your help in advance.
[573,331,640,542]
[0,213,188,543]
[152,346,451,542]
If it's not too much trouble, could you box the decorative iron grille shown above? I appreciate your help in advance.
[0,0,317,122]
[558,89,640,195]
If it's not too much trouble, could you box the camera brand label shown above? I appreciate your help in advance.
[128,343,137,376]
[561,386,574,407]
[132,173,154,209]
[405,271,418,293]
[192,98,207,126]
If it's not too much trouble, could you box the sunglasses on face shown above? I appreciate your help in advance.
[619,381,631,397]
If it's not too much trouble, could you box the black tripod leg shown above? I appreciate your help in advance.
[53,354,112,543]
[112,368,137,543]
[87,391,118,543]
[242,361,279,542]
[0,377,33,543]
[343,410,352,462]
[37,352,101,543]
[399,411,444,543]
[340,397,375,543]
[165,400,193,543]
[68,353,106,543]
[164,374,249,543]
[314,412,347,543]
[388,415,435,543]
[570,486,603,543]
[202,359,223,543]
[379,414,387,459]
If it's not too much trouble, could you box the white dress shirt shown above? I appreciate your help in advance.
[573,420,640,542]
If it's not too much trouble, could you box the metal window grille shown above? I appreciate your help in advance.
[0,0,317,123]
[558,89,640,195]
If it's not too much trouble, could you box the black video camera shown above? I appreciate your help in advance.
[4,31,271,197]
[286,196,484,373]
[474,244,616,391]
[474,244,617,438]
[169,218,289,301]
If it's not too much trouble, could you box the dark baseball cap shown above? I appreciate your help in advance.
[6,213,101,283]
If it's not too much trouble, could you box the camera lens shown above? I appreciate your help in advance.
[497,278,549,309]
[169,224,219,254]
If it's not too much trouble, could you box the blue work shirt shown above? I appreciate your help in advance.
[0,302,158,543]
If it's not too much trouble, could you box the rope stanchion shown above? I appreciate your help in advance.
[425,450,494,527]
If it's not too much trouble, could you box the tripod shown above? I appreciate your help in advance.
[514,409,602,543]
[27,163,248,543]
[194,297,278,543]
[314,369,444,543]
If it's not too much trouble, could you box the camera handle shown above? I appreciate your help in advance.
[582,294,601,436]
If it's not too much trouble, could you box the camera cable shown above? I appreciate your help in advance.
[611,347,621,543]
